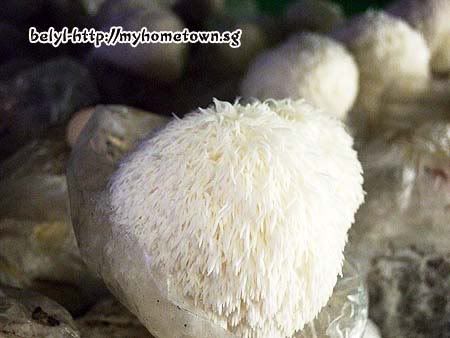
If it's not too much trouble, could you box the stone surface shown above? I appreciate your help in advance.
[348,121,450,273]
[0,57,99,160]
[67,105,367,337]
[0,131,106,316]
[66,108,95,147]
[368,246,450,338]
[0,286,80,338]
[77,297,153,337]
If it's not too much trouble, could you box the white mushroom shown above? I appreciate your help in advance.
[387,0,450,74]
[333,10,431,134]
[363,320,382,338]
[110,99,364,337]
[241,32,359,120]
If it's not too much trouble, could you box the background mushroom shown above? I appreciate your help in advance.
[387,0,450,75]
[241,32,359,120]
[333,11,431,135]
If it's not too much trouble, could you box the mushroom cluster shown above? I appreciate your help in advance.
[64,1,449,338]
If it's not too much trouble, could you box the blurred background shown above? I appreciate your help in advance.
[0,0,395,161]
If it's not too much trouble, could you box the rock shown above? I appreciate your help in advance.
[0,285,80,338]
[363,320,382,338]
[368,246,450,338]
[348,121,450,273]
[92,0,187,82]
[0,132,106,316]
[67,105,368,337]
[0,57,99,160]
[77,297,153,337]
[66,108,95,147]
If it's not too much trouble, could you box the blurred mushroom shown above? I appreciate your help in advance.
[241,32,359,120]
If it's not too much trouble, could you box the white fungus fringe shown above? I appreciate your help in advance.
[109,99,364,338]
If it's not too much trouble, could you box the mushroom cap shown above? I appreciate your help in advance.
[240,32,359,120]
[387,0,450,52]
[334,11,430,115]
[109,99,364,338]
[387,0,450,73]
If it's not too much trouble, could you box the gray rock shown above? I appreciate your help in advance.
[0,57,99,160]
[0,286,80,338]
[66,108,95,147]
[77,297,153,337]
[368,246,450,338]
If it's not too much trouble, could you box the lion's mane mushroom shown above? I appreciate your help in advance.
[109,99,364,338]
[387,0,450,74]
[240,32,359,120]
[333,11,431,130]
